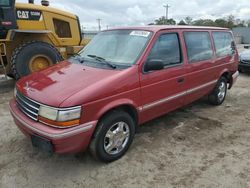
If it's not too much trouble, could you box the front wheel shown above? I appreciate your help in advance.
[208,77,227,105]
[89,110,135,162]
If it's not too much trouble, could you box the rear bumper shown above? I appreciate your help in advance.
[9,99,97,153]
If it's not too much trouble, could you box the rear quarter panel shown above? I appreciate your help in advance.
[211,31,239,79]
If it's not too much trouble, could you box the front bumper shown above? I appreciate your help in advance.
[9,99,97,153]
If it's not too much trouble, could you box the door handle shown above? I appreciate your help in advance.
[177,77,185,83]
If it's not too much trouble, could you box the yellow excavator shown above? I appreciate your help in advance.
[0,0,89,79]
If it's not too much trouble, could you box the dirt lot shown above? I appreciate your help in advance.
[1,64,250,187]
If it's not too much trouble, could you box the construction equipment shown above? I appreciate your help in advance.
[0,0,89,79]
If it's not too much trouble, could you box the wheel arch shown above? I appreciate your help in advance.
[219,69,236,90]
[219,69,230,83]
[89,102,137,162]
[94,100,140,130]
[9,30,60,46]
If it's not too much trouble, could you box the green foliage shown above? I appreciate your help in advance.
[153,14,249,28]
[192,19,216,26]
[154,16,176,25]
[214,19,228,28]
[184,16,193,25]
[226,15,235,29]
[191,15,247,28]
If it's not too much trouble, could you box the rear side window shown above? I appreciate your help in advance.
[212,32,233,57]
[184,32,213,63]
[53,19,72,38]
[147,33,181,67]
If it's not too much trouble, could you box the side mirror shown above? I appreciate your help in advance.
[144,59,164,72]
[231,41,236,51]
[231,41,236,55]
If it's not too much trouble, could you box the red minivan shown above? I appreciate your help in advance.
[9,26,239,162]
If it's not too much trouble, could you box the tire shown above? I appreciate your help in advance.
[11,41,63,80]
[208,77,227,105]
[89,110,136,162]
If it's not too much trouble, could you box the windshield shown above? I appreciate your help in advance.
[79,29,152,66]
[0,0,11,6]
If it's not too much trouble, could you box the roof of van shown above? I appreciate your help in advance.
[109,25,229,32]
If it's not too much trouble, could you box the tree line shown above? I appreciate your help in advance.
[151,15,250,29]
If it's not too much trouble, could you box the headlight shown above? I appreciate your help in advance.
[38,105,81,128]
[57,108,81,122]
[39,106,58,121]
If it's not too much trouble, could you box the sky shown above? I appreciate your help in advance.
[17,0,250,30]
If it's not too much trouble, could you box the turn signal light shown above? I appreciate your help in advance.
[38,116,80,128]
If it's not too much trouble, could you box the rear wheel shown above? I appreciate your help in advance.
[89,110,135,162]
[208,77,227,105]
[11,41,63,79]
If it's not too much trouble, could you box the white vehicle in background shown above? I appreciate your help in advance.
[239,45,250,73]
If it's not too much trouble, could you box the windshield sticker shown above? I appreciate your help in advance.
[130,31,150,37]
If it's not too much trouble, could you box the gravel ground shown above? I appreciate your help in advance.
[0,49,250,188]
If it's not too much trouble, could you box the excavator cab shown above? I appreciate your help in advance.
[0,0,17,39]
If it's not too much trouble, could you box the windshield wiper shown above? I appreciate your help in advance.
[87,54,116,69]
[71,54,85,64]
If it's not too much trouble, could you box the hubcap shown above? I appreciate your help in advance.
[29,55,53,72]
[218,81,226,102]
[104,121,130,155]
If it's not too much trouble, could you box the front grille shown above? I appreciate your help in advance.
[16,91,40,121]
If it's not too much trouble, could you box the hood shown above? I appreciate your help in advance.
[240,50,250,61]
[16,61,136,107]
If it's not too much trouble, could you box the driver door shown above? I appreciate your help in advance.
[139,30,187,123]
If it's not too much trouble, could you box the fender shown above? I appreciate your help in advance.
[94,98,140,122]
[8,29,50,40]
[218,68,230,79]
[7,29,60,46]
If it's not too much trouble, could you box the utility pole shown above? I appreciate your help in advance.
[97,18,101,31]
[163,4,170,24]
